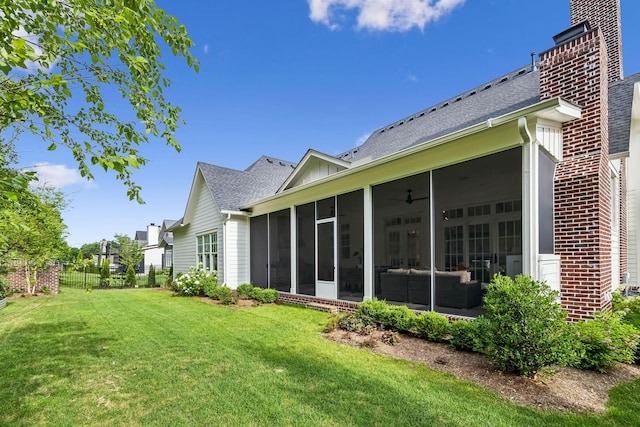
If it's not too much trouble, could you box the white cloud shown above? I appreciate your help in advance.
[28,163,87,189]
[407,74,418,82]
[203,44,210,54]
[308,0,466,32]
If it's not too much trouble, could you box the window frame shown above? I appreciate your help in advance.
[196,231,218,271]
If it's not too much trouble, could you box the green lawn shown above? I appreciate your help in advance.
[1,289,639,426]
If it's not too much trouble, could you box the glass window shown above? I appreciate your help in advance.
[196,232,217,272]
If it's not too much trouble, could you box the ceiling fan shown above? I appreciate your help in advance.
[404,189,428,205]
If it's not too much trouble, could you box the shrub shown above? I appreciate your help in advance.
[236,283,254,299]
[0,276,10,299]
[100,259,110,286]
[568,311,640,372]
[323,313,344,333]
[449,318,489,353]
[249,287,278,303]
[339,314,365,333]
[413,311,450,342]
[209,286,236,305]
[482,275,571,378]
[612,294,640,364]
[166,265,174,288]
[172,265,217,296]
[125,264,137,286]
[355,299,390,326]
[381,331,400,346]
[384,305,417,332]
[41,286,52,295]
[147,264,156,286]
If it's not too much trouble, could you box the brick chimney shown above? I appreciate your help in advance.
[538,0,621,319]
[570,0,623,82]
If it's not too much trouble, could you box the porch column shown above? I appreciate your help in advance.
[290,206,297,294]
[520,117,539,278]
[363,185,373,301]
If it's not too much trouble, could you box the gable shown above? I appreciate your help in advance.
[279,150,350,192]
[183,168,219,225]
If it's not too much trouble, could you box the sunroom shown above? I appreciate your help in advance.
[246,98,580,317]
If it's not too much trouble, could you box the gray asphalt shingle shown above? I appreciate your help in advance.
[609,72,640,155]
[198,156,295,211]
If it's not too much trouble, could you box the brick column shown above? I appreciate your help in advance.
[539,28,611,320]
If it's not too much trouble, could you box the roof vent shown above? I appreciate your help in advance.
[500,77,508,83]
[469,90,477,96]
[442,102,449,108]
[518,69,527,75]
[266,158,273,163]
[279,161,285,166]
[455,97,462,102]
[553,21,591,46]
[408,117,414,122]
[419,112,425,117]
[430,108,436,113]
[379,129,385,134]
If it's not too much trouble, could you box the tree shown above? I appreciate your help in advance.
[100,258,111,286]
[0,186,69,293]
[1,1,198,202]
[147,263,156,286]
[0,140,38,247]
[125,264,136,286]
[114,234,143,272]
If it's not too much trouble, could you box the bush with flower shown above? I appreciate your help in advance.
[172,264,217,296]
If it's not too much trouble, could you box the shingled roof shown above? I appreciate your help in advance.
[193,66,636,211]
[338,66,541,163]
[609,72,640,155]
[198,156,295,211]
[335,67,636,163]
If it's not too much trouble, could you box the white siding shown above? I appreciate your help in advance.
[172,171,224,282]
[628,148,639,286]
[290,158,345,188]
[223,216,250,288]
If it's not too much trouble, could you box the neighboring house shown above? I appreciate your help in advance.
[135,223,163,273]
[173,0,638,320]
[158,219,178,269]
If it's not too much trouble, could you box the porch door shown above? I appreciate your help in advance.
[316,219,337,299]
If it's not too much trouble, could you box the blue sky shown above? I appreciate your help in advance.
[13,0,640,247]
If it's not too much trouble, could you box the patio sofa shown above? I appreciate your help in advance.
[379,268,482,309]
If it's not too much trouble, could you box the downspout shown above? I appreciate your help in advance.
[518,117,538,279]
[222,213,231,287]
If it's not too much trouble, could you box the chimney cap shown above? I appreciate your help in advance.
[553,21,591,46]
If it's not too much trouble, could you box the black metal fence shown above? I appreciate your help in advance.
[59,264,170,289]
